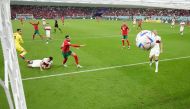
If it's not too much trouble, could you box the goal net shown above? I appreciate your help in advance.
[16,14,34,20]
[0,0,27,109]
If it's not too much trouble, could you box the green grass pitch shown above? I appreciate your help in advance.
[1,19,190,109]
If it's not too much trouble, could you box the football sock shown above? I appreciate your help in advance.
[122,39,125,46]
[63,58,68,64]
[155,60,159,72]
[126,40,130,46]
[32,35,35,39]
[19,54,25,60]
[74,55,79,65]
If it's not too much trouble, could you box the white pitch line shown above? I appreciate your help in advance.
[22,56,190,81]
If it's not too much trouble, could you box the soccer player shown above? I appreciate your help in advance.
[42,18,46,27]
[61,16,64,25]
[44,23,52,44]
[171,18,175,28]
[29,21,43,39]
[61,35,85,68]
[19,17,24,26]
[54,19,62,33]
[121,22,130,49]
[133,18,136,27]
[149,30,163,73]
[137,19,143,30]
[27,56,53,71]
[13,29,27,60]
[180,21,185,36]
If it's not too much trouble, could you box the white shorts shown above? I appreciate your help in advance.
[180,27,184,32]
[46,31,51,38]
[171,23,175,25]
[43,22,46,26]
[28,60,42,67]
[133,22,136,24]
[149,49,160,58]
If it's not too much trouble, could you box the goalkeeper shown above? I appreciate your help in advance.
[13,29,27,60]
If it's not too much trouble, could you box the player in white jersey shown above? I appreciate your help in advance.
[27,57,53,71]
[44,23,52,44]
[133,18,136,27]
[149,30,163,73]
[171,18,175,28]
[42,18,46,27]
[180,21,185,36]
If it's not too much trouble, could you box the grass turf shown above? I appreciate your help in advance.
[0,19,190,109]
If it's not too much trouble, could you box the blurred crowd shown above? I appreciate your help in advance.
[11,5,190,19]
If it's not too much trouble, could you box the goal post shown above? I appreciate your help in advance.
[0,0,27,109]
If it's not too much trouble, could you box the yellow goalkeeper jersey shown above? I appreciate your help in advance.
[13,32,23,45]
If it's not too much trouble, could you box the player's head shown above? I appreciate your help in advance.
[49,56,53,61]
[17,29,22,34]
[152,30,158,36]
[65,35,71,41]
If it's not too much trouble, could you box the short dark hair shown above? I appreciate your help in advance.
[65,35,70,38]
[49,56,53,60]
[17,29,21,32]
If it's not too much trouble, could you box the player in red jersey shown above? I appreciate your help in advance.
[19,17,24,26]
[61,16,64,25]
[61,35,85,68]
[29,21,43,39]
[137,19,143,30]
[121,22,130,49]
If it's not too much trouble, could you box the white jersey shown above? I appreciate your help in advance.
[42,18,46,25]
[28,58,53,68]
[133,18,136,24]
[171,19,175,25]
[45,26,51,37]
[29,60,42,67]
[180,22,185,32]
[149,35,161,57]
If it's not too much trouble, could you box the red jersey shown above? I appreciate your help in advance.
[61,39,80,52]
[61,16,64,21]
[121,25,129,35]
[30,22,39,30]
[32,24,39,30]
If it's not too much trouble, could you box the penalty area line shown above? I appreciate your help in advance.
[22,56,190,81]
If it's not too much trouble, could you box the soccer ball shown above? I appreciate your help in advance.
[136,30,156,50]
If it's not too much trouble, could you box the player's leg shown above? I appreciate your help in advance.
[154,50,160,73]
[33,30,37,39]
[125,36,130,49]
[149,50,154,66]
[58,27,62,32]
[180,27,184,36]
[140,25,142,30]
[16,45,27,60]
[54,27,57,33]
[71,52,82,68]
[62,52,69,67]
[27,60,33,67]
[121,36,125,47]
